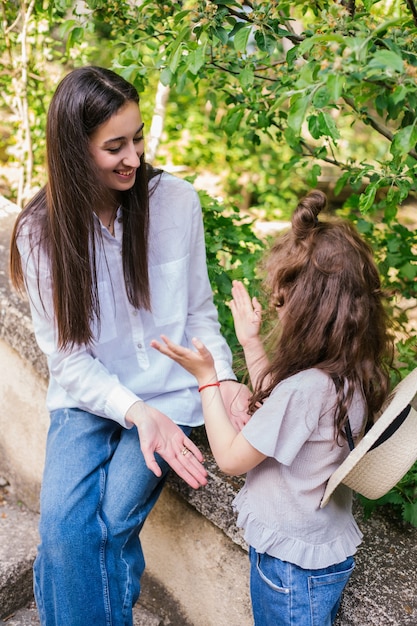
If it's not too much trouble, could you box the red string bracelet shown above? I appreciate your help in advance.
[198,381,221,392]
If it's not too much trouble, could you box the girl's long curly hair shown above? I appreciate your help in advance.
[248,190,394,440]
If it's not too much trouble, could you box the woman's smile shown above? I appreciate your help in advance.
[89,101,144,192]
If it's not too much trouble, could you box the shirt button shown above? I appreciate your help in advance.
[132,310,138,316]
[137,343,143,349]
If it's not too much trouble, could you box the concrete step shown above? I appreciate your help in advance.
[0,601,163,626]
[0,602,161,626]
[0,483,190,626]
[0,484,38,621]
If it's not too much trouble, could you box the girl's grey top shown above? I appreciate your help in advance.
[234,368,364,569]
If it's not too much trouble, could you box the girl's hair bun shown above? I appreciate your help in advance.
[292,190,327,240]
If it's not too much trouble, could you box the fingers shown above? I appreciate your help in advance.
[190,337,211,358]
[230,281,260,319]
[141,449,163,478]
[151,335,213,369]
[151,335,193,358]
[171,444,208,489]
[252,296,262,318]
[174,434,207,488]
[149,337,178,358]
[142,440,207,489]
[231,280,252,308]
[182,434,204,462]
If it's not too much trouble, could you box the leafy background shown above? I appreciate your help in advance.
[1,0,416,525]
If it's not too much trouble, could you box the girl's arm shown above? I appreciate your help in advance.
[229,280,270,389]
[151,335,267,475]
[176,185,251,430]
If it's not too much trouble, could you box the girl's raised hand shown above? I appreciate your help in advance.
[229,280,262,347]
[150,335,216,386]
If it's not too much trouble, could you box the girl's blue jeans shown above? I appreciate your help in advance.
[33,407,191,626]
[249,546,355,626]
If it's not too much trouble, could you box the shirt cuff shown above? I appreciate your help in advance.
[104,385,142,429]
[214,360,236,382]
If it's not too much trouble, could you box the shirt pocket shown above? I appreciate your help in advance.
[149,256,188,327]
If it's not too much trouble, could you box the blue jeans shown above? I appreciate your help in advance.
[33,408,191,626]
[249,547,355,626]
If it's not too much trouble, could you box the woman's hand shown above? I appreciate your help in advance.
[229,280,262,348]
[126,400,207,490]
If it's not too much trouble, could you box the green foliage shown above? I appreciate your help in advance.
[359,462,417,527]
[195,184,263,369]
[91,0,417,304]
[1,0,417,525]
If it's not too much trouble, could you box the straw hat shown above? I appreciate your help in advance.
[321,367,417,508]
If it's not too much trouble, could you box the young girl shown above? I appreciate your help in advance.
[9,66,249,626]
[152,190,393,626]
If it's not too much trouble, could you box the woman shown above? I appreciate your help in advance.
[10,66,249,626]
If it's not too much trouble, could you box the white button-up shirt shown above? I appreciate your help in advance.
[17,173,235,428]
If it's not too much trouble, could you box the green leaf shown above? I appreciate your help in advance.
[159,67,172,86]
[359,182,378,213]
[239,66,254,89]
[308,111,340,141]
[317,111,340,140]
[334,171,351,197]
[59,19,77,37]
[305,163,322,187]
[308,115,321,140]
[233,25,251,53]
[391,84,407,105]
[213,26,229,45]
[399,262,417,281]
[254,30,276,54]
[403,501,417,527]
[356,218,374,236]
[173,10,192,25]
[168,41,184,74]
[287,93,311,135]
[368,50,404,74]
[186,45,206,75]
[223,107,244,134]
[326,73,344,102]
[390,124,417,159]
[312,87,331,109]
[66,26,84,52]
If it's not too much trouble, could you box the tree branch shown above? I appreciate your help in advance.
[405,0,417,26]
[209,58,281,82]
[343,96,417,161]
[341,0,356,18]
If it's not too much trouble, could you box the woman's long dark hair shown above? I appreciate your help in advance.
[10,66,154,349]
[249,190,394,439]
